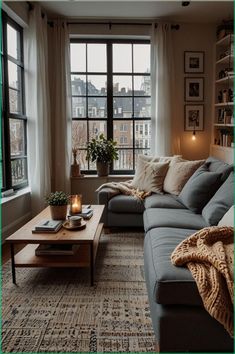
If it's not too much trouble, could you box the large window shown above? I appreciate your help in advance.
[70,39,151,173]
[1,12,28,190]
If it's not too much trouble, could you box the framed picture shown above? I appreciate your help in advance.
[184,51,204,73]
[185,77,204,102]
[184,105,204,131]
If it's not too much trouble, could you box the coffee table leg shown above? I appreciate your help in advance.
[10,244,16,284]
[90,243,94,286]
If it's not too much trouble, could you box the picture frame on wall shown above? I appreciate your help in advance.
[185,77,204,102]
[184,51,204,73]
[184,104,204,131]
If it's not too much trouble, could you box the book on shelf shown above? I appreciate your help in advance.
[35,244,80,256]
[32,219,63,233]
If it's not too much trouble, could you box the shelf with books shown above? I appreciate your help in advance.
[35,244,80,256]
[213,127,233,148]
[213,30,234,154]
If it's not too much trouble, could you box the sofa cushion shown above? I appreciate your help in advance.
[131,156,169,194]
[179,164,222,213]
[108,194,145,214]
[144,194,186,209]
[163,157,205,195]
[143,208,208,233]
[206,156,233,182]
[218,205,234,227]
[202,172,234,225]
[144,227,203,306]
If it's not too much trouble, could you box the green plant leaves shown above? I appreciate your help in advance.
[86,134,119,164]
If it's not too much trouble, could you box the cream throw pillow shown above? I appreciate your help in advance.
[163,157,205,195]
[138,154,182,163]
[218,206,234,227]
[132,157,170,194]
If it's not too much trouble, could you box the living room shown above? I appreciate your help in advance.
[1,0,234,353]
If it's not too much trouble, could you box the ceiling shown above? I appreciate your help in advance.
[37,1,234,23]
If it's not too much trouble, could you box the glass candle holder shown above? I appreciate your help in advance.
[70,194,82,215]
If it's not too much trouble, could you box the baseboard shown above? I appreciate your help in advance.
[2,212,32,243]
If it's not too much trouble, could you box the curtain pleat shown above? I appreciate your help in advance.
[25,4,51,215]
[151,23,180,156]
[48,19,72,193]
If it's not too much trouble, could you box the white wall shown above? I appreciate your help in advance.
[2,191,32,242]
[2,1,29,27]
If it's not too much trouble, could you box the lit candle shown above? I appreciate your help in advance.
[70,195,82,214]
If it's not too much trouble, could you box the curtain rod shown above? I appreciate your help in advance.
[67,22,180,30]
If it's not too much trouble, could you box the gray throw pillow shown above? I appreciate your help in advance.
[202,172,234,225]
[179,164,222,213]
[205,157,233,182]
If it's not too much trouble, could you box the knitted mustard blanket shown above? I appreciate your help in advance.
[171,226,234,337]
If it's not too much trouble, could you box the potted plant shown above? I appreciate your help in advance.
[46,191,69,220]
[86,134,118,176]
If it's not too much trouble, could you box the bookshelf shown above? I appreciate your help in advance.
[211,33,234,163]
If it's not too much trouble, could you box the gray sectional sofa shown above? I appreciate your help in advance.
[98,157,234,352]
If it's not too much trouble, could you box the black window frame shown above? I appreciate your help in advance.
[1,11,28,191]
[70,38,151,175]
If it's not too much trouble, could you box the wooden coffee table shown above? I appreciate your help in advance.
[5,205,104,286]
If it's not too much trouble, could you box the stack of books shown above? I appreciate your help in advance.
[32,219,63,234]
[77,208,93,219]
[69,206,93,219]
[35,244,80,256]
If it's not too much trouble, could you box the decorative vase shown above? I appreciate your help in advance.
[96,161,109,177]
[50,205,68,220]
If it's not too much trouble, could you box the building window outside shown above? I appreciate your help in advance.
[70,39,151,173]
[1,12,28,191]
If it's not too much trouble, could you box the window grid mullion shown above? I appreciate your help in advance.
[1,10,28,191]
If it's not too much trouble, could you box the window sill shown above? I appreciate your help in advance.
[1,186,31,205]
[71,174,134,179]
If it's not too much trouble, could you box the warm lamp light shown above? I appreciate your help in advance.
[70,194,82,215]
[192,130,196,141]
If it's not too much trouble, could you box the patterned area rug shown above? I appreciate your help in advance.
[2,232,155,352]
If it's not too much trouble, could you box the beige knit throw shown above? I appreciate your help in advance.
[171,226,234,337]
[96,180,151,200]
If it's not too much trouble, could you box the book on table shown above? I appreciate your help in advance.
[35,244,80,256]
[77,208,93,219]
[32,219,63,233]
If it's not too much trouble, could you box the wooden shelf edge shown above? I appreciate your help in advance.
[216,34,234,46]
[214,102,234,107]
[215,77,234,84]
[216,55,234,65]
[214,124,234,127]
[211,144,234,150]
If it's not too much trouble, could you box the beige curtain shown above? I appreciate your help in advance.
[151,23,180,156]
[48,19,72,193]
[24,4,51,215]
